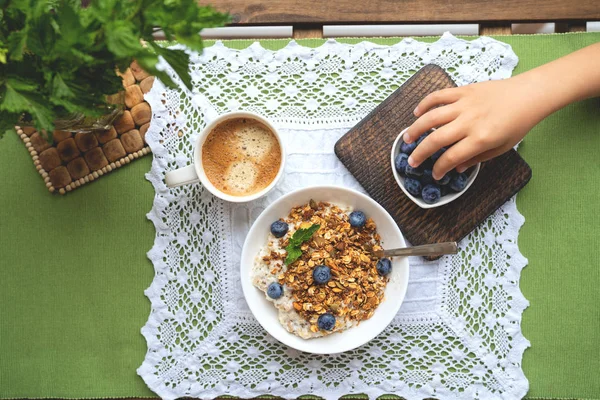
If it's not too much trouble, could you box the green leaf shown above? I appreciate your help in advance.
[56,1,83,45]
[7,30,27,61]
[105,20,144,58]
[26,13,57,59]
[0,110,20,140]
[1,79,54,133]
[284,224,321,265]
[290,224,321,247]
[149,42,192,90]
[1,81,33,111]
[284,247,303,266]
[52,73,75,99]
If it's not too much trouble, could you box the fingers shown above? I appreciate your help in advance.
[408,123,465,168]
[432,137,489,180]
[413,88,462,117]
[455,146,508,173]
[403,104,460,144]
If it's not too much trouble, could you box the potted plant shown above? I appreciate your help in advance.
[0,0,229,141]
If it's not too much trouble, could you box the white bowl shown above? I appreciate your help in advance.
[240,186,410,354]
[391,128,480,209]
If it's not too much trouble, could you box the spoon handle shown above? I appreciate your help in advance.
[378,242,458,258]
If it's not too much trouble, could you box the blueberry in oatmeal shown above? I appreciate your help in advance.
[317,313,336,331]
[312,265,331,285]
[267,282,283,299]
[376,258,392,276]
[422,184,442,204]
[395,153,409,175]
[349,211,366,228]
[270,220,289,238]
[450,172,468,192]
[404,177,422,197]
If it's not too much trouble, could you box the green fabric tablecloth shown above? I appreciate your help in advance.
[1,32,599,399]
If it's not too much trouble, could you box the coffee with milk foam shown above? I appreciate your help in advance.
[202,118,281,196]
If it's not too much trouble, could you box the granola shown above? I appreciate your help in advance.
[252,200,388,339]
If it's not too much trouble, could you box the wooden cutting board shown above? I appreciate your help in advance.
[334,65,532,255]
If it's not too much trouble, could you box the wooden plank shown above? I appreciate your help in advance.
[480,23,511,35]
[334,65,532,258]
[204,0,600,24]
[569,21,587,32]
[555,22,569,33]
[293,25,323,38]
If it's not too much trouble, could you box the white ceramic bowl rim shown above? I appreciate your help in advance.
[240,185,410,354]
[194,111,286,203]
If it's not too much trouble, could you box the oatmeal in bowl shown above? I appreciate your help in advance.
[241,186,410,354]
[252,200,390,339]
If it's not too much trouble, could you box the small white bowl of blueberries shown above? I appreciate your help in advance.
[391,128,480,209]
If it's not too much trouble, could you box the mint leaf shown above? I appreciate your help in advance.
[284,224,320,265]
[105,21,144,58]
[1,80,37,111]
[284,247,303,266]
[290,224,321,246]
[7,30,27,61]
[52,74,75,99]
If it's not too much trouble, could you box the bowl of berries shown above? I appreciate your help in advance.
[391,128,480,208]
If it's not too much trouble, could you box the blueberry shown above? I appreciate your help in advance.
[431,147,447,162]
[421,158,434,169]
[450,172,468,192]
[404,177,422,197]
[435,173,451,186]
[422,168,433,184]
[422,184,442,204]
[394,153,409,176]
[349,211,366,228]
[405,164,423,178]
[312,265,331,285]
[317,313,336,331]
[416,133,429,146]
[267,282,283,299]
[440,185,449,197]
[400,140,417,155]
[270,221,289,238]
[376,258,392,276]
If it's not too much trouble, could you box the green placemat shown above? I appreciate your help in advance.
[1,32,599,400]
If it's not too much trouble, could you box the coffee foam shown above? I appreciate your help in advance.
[202,118,281,196]
[224,160,258,194]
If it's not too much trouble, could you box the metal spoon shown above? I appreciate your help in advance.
[373,242,458,258]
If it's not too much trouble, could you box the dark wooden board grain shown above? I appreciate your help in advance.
[202,0,600,24]
[334,65,531,255]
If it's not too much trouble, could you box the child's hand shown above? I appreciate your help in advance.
[402,78,540,180]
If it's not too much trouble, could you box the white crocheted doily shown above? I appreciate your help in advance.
[139,33,529,400]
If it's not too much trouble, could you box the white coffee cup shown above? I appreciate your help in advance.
[165,111,285,203]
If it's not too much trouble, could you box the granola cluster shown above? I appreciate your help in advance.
[263,201,387,333]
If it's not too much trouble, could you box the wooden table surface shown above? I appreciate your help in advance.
[201,0,599,37]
